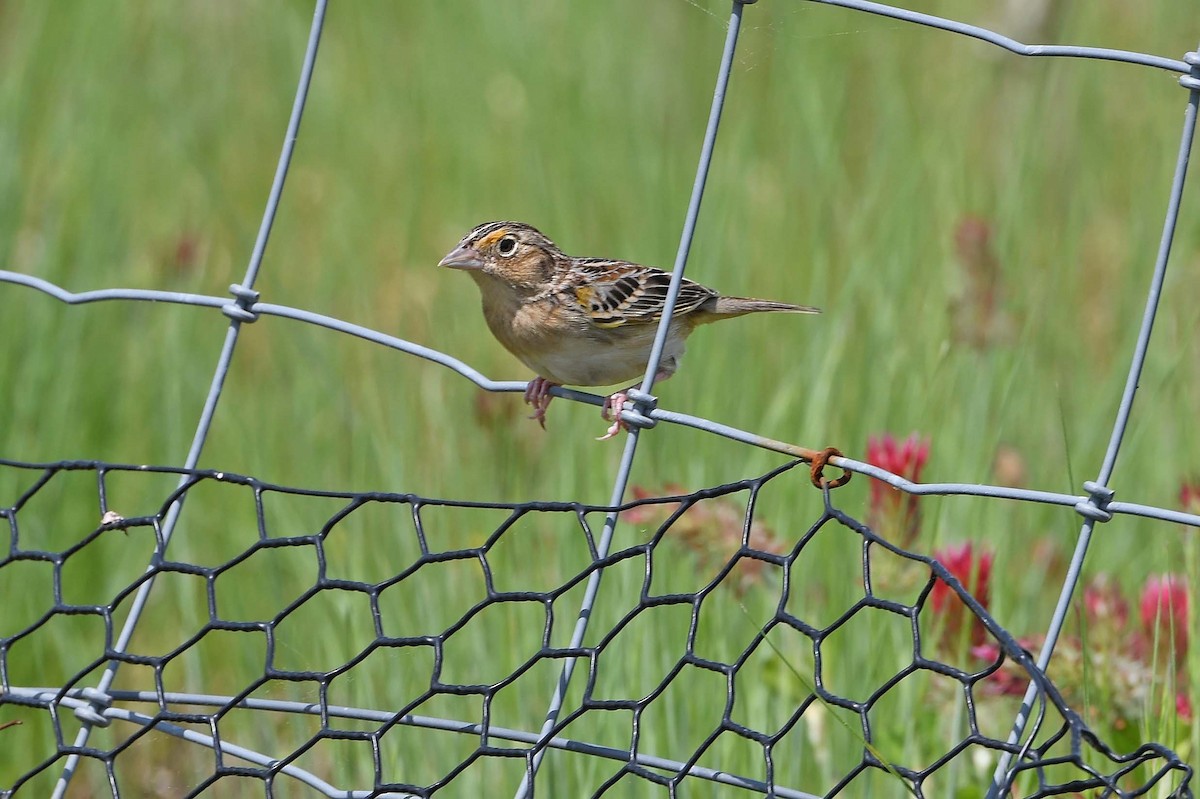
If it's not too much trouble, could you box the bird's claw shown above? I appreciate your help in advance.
[524,378,557,430]
[597,391,630,441]
[523,381,638,439]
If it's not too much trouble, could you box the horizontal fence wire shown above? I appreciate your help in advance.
[1,0,1197,797]
[4,271,1200,533]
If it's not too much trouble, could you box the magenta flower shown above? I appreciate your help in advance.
[866,433,929,545]
[1181,481,1200,515]
[1139,573,1189,664]
[931,542,995,646]
[1177,693,1193,723]
[971,638,1043,697]
[1082,574,1130,632]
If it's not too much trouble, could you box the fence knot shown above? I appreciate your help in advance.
[222,284,261,323]
[810,446,852,490]
[72,687,112,727]
[1074,480,1114,523]
[618,388,658,431]
[1181,52,1200,92]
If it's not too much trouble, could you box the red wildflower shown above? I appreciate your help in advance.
[971,637,1042,697]
[930,542,994,647]
[1177,692,1193,723]
[1082,574,1130,632]
[866,433,929,545]
[622,484,688,526]
[972,574,1194,728]
[622,484,783,594]
[1139,573,1189,664]
[1181,481,1200,515]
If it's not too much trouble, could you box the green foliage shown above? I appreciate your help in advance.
[1,1,1197,795]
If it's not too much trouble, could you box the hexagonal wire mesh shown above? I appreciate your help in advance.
[0,457,1193,798]
[1,1,1197,797]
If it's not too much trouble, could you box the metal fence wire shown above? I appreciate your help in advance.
[1,1,1197,797]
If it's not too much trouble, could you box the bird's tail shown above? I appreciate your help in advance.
[705,296,821,318]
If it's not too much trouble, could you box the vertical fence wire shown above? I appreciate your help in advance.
[512,4,749,795]
[986,43,1200,799]
[46,3,330,797]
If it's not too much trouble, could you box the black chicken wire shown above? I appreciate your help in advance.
[0,458,1191,798]
[1,0,1198,797]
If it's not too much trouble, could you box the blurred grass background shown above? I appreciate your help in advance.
[1,0,1198,796]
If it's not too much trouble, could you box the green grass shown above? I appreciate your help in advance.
[1,0,1198,796]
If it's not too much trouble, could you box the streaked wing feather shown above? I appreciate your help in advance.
[568,259,714,327]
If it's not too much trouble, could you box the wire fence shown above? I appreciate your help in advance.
[1,1,1197,797]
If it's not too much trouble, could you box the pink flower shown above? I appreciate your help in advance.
[174,234,198,268]
[971,638,1042,697]
[622,484,683,526]
[970,576,1195,728]
[866,433,929,545]
[1177,692,1193,723]
[1139,574,1189,663]
[931,542,995,646]
[622,484,783,594]
[1082,574,1129,632]
[1181,481,1200,515]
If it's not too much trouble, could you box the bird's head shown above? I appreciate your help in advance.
[439,221,561,290]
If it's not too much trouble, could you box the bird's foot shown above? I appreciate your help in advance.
[597,391,630,441]
[524,377,558,429]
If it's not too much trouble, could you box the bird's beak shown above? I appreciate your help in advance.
[438,245,485,270]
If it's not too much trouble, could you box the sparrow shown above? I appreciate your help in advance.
[439,221,819,438]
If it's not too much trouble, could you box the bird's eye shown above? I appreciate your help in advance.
[497,236,518,257]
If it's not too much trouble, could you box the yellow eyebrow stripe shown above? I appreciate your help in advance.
[477,229,507,249]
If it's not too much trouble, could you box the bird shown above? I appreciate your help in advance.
[439,221,819,439]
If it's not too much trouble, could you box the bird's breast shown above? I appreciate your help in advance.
[479,289,690,387]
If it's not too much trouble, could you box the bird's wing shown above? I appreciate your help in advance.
[562,259,716,329]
